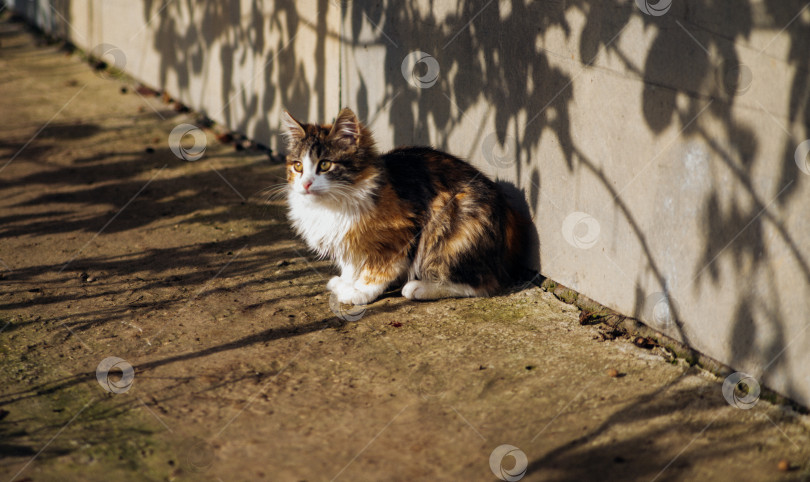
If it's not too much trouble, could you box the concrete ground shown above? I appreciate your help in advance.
[1,14,809,482]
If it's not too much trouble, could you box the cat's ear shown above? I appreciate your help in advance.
[281,110,306,146]
[328,107,361,147]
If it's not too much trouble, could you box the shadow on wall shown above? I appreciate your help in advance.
[141,0,331,145]
[7,0,73,39]
[340,0,810,402]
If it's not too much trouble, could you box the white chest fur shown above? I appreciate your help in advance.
[286,174,379,263]
[287,193,358,260]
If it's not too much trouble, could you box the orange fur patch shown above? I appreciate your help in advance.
[344,184,414,284]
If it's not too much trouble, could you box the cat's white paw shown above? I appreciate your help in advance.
[402,280,479,300]
[327,276,350,293]
[402,280,427,300]
[335,281,386,305]
[330,279,358,301]
[337,287,376,305]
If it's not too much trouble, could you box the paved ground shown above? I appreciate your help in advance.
[1,14,809,482]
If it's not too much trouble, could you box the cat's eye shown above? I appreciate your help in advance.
[292,161,303,173]
[318,160,333,172]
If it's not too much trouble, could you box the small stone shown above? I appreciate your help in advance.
[777,459,790,472]
[86,276,96,283]
[633,336,655,349]
[275,260,290,267]
[135,85,156,96]
[197,116,214,128]
[607,368,619,378]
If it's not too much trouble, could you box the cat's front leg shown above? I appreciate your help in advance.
[337,261,406,305]
[327,275,352,293]
[402,280,481,300]
[339,280,387,305]
[327,261,358,298]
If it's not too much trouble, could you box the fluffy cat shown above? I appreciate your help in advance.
[282,107,528,305]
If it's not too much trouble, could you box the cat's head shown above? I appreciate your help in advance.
[282,108,378,201]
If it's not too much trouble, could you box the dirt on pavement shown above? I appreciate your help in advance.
[1,14,809,482]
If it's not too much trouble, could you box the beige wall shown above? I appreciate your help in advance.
[10,0,341,150]
[10,0,810,407]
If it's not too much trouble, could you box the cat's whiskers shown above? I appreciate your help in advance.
[254,183,290,203]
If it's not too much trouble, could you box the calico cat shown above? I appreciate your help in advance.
[282,107,528,305]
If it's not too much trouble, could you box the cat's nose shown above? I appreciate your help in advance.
[302,180,313,192]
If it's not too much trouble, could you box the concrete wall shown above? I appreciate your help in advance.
[7,0,342,147]
[9,0,810,407]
